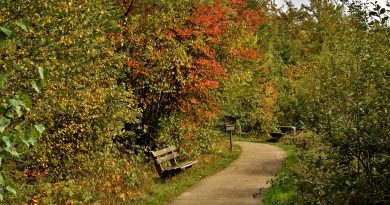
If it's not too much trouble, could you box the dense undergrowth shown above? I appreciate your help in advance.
[4,136,238,204]
[260,0,389,204]
[266,131,389,204]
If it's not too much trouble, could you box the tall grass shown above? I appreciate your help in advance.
[262,141,297,205]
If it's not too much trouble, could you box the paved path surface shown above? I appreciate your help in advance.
[169,141,287,205]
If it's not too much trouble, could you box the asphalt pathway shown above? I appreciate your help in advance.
[169,141,286,205]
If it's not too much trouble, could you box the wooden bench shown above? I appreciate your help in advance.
[277,126,296,133]
[151,146,197,177]
[268,132,284,142]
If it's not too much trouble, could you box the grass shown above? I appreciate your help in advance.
[262,141,297,205]
[234,133,298,205]
[233,132,270,143]
[135,139,242,205]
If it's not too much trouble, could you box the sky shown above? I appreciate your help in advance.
[274,0,388,9]
[274,0,311,9]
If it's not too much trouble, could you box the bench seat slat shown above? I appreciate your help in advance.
[166,160,198,171]
[178,160,198,169]
[151,146,177,157]
[156,152,179,164]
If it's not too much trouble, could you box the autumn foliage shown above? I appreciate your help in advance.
[0,0,271,203]
[117,0,268,147]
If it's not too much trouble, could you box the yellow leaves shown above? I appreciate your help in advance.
[119,193,127,201]
[24,191,43,205]
[288,64,307,79]
[96,35,106,43]
[59,36,74,46]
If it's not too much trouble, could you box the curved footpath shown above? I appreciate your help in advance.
[169,141,287,205]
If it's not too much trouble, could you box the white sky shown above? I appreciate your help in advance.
[274,0,388,9]
[274,0,311,9]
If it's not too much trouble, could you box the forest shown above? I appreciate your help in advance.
[0,0,389,204]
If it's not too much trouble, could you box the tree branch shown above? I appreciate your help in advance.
[124,0,134,17]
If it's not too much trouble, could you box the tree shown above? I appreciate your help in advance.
[1,0,139,179]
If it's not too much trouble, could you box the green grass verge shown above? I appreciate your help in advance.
[234,134,297,205]
[233,132,270,143]
[137,143,242,205]
[262,141,297,205]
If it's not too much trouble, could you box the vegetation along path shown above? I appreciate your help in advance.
[169,141,286,205]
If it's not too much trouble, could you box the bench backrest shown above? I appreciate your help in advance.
[277,126,296,133]
[151,146,179,175]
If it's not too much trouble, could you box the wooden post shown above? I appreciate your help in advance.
[226,124,235,152]
[229,130,233,152]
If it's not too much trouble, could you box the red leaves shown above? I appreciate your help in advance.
[124,59,140,67]
[261,81,277,111]
[197,80,220,89]
[230,48,259,60]
[236,9,265,31]
[168,0,266,119]
[194,58,224,77]
[189,98,199,104]
[119,0,267,124]
[231,0,248,7]
[191,0,228,36]
[181,56,224,116]
[176,28,197,38]
[197,43,217,58]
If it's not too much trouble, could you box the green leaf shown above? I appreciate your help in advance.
[0,116,11,133]
[20,135,31,147]
[2,136,11,147]
[0,27,14,37]
[9,99,23,109]
[0,74,7,89]
[14,120,26,131]
[31,80,41,93]
[38,67,48,81]
[5,185,16,196]
[34,124,45,134]
[15,109,23,117]
[30,135,37,146]
[30,127,39,139]
[20,93,32,109]
[9,99,24,117]
[380,8,386,14]
[0,174,3,185]
[0,189,3,201]
[16,21,27,31]
[20,134,36,147]
[4,146,19,157]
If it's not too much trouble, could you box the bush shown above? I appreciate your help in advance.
[1,0,139,179]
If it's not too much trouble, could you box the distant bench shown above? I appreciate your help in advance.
[277,126,296,133]
[151,146,197,177]
[268,126,297,142]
